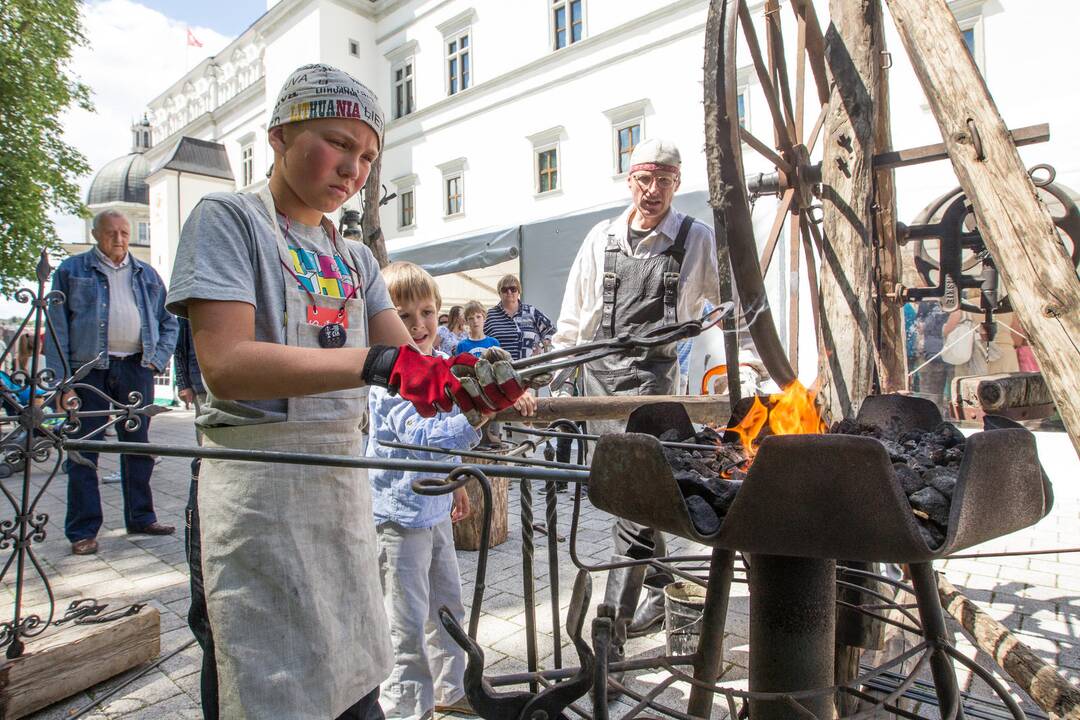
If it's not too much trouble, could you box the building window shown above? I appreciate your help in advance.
[951,1,985,74]
[737,91,747,128]
[137,222,149,245]
[447,31,471,95]
[616,123,640,174]
[538,148,558,193]
[241,143,254,187]
[399,190,415,228]
[391,173,418,230]
[961,27,975,55]
[393,60,415,119]
[603,98,649,176]
[553,0,583,50]
[445,175,463,215]
[348,39,360,57]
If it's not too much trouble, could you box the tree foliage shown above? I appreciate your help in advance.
[0,0,92,295]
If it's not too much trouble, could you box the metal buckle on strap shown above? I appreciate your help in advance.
[602,272,619,296]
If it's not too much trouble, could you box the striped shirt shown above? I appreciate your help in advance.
[483,302,555,361]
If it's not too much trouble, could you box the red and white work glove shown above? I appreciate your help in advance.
[362,345,525,425]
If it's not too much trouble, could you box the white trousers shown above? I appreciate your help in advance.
[377,518,467,719]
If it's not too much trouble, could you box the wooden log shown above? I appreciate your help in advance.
[361,155,389,268]
[884,0,1080,456]
[938,574,1080,719]
[0,606,160,719]
[816,0,884,423]
[953,372,1056,422]
[494,395,731,425]
[452,456,510,551]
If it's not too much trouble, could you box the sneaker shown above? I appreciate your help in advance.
[102,470,122,484]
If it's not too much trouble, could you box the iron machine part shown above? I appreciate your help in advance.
[899,169,1080,338]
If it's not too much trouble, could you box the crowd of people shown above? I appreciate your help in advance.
[0,59,1047,720]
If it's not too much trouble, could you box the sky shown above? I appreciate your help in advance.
[1,0,264,319]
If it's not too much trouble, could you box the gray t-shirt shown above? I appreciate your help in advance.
[165,191,394,427]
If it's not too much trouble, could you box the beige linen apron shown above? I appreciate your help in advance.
[198,188,392,719]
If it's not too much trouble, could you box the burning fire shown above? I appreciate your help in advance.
[724,380,826,471]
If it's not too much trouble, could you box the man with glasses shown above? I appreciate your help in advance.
[552,138,721,690]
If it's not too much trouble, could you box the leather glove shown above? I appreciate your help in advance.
[450,346,526,425]
[362,345,525,423]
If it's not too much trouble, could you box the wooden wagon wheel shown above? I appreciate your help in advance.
[704,0,832,389]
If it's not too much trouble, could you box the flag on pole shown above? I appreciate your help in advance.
[187,28,203,48]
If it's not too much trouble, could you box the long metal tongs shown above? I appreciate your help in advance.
[512,301,735,383]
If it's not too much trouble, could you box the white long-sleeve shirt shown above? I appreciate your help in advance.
[553,205,721,349]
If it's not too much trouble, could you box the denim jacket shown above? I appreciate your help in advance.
[44,250,179,375]
[173,317,205,394]
[367,370,482,528]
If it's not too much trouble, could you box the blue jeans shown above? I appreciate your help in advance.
[65,354,158,541]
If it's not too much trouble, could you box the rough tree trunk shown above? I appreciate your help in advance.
[817,0,885,422]
[885,0,1080,456]
[362,155,390,268]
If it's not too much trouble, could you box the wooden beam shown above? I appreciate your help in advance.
[495,395,731,426]
[938,574,1080,719]
[361,155,389,268]
[0,607,160,719]
[817,0,884,422]
[872,123,1049,171]
[885,0,1080,456]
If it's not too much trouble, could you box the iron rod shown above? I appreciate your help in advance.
[687,547,736,717]
[544,480,563,669]
[519,477,539,693]
[63,439,589,483]
[378,438,588,470]
[908,562,965,720]
[505,424,726,452]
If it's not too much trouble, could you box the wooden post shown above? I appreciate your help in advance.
[361,155,390,268]
[885,0,1080,456]
[817,0,885,422]
[871,15,905,394]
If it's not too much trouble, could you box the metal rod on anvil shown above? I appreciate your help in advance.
[62,440,590,484]
[504,424,726,453]
[494,394,731,424]
[378,439,588,470]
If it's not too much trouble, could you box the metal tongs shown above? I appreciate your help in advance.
[513,301,735,384]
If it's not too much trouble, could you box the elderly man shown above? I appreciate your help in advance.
[552,138,721,669]
[46,210,179,555]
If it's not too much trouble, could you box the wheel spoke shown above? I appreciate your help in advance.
[740,127,795,174]
[739,0,797,156]
[789,0,830,106]
[788,210,801,369]
[806,105,828,154]
[765,0,799,145]
[760,188,796,274]
[795,11,807,139]
[800,218,822,342]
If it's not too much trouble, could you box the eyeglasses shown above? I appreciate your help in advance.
[500,287,520,295]
[631,173,677,191]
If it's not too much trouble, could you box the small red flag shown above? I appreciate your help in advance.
[186,28,203,48]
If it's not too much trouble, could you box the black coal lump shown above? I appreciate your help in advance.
[685,494,721,535]
[925,466,959,499]
[662,446,688,470]
[918,521,946,549]
[704,478,742,515]
[674,470,710,498]
[892,463,925,495]
[909,486,950,527]
[659,428,685,443]
[876,438,907,462]
[695,426,724,444]
[933,422,965,449]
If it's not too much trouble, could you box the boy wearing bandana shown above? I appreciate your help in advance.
[166,64,525,719]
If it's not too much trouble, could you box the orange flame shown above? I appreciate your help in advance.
[724,380,825,470]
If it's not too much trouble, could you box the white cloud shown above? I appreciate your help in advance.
[1,0,231,319]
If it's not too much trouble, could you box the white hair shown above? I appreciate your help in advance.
[91,209,129,232]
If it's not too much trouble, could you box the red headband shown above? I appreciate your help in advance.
[629,162,680,175]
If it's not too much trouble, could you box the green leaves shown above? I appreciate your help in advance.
[0,0,92,295]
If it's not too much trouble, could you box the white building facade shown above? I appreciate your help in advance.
[132,0,1078,350]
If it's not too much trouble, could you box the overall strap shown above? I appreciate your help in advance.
[662,215,694,325]
[600,232,621,339]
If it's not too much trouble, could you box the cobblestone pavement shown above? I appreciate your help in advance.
[3,409,1077,719]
